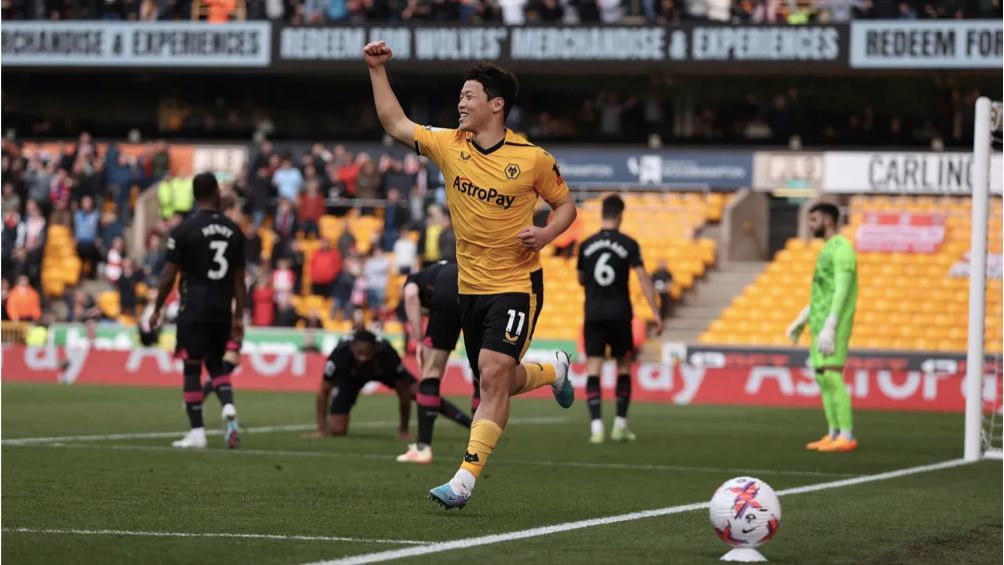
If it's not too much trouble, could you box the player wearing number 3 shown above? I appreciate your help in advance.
[150,172,247,450]
[577,195,663,444]
[365,40,578,509]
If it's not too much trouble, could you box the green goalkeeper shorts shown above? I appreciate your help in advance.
[810,331,851,369]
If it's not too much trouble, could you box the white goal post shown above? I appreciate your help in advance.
[964,97,1003,462]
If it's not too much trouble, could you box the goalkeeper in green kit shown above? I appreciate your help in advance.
[786,203,858,453]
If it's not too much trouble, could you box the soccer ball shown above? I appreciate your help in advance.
[709,477,781,549]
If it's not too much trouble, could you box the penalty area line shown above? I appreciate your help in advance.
[305,458,972,565]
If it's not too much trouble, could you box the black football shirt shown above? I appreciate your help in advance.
[323,338,408,382]
[577,229,643,321]
[166,209,245,325]
[407,260,459,308]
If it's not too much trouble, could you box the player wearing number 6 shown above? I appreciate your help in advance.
[150,172,247,450]
[577,195,663,444]
[365,41,577,509]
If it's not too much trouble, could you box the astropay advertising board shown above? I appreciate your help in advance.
[822,151,1004,195]
[3,345,1000,413]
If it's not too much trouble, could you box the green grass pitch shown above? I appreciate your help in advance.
[2,382,1001,564]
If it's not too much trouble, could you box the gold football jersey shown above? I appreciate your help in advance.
[413,125,569,294]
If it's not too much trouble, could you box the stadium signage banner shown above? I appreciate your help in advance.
[553,149,753,189]
[4,346,998,413]
[855,212,945,254]
[41,323,575,356]
[685,345,1002,374]
[850,20,1002,69]
[273,24,848,70]
[752,151,823,195]
[1,22,271,67]
[192,145,248,181]
[257,142,752,189]
[821,151,1004,195]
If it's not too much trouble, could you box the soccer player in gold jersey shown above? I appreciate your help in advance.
[365,40,578,509]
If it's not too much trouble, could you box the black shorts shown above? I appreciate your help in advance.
[584,318,634,359]
[460,269,543,374]
[424,294,461,352]
[175,322,231,365]
[329,372,416,415]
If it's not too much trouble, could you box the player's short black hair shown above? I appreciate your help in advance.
[192,172,219,203]
[601,194,625,220]
[352,329,377,344]
[464,62,519,120]
[809,202,841,225]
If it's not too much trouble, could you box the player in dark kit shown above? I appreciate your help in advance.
[577,195,662,444]
[315,329,472,438]
[150,172,247,450]
[396,260,481,464]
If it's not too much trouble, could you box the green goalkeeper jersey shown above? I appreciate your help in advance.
[809,234,858,336]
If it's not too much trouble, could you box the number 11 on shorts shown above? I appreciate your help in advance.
[506,309,525,336]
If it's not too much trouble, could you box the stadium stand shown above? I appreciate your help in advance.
[276,191,722,338]
[701,195,1004,353]
[40,224,81,299]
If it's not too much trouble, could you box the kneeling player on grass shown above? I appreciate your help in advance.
[397,260,481,464]
[314,330,472,438]
[786,202,858,453]
[577,194,663,443]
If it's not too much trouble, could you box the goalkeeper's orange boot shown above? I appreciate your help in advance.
[818,437,858,452]
[805,435,835,450]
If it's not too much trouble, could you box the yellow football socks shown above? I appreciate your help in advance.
[517,362,556,395]
[459,419,503,478]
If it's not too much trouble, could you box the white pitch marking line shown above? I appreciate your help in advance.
[0,424,314,445]
[0,417,568,446]
[508,458,859,478]
[305,458,973,565]
[11,442,857,479]
[0,527,428,545]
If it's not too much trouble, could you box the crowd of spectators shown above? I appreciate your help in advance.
[1,0,999,23]
[2,135,174,323]
[0,133,465,329]
[236,140,459,329]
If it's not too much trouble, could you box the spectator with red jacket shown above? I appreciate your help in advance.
[309,239,341,297]
[298,180,326,238]
[336,152,361,198]
[252,273,276,327]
